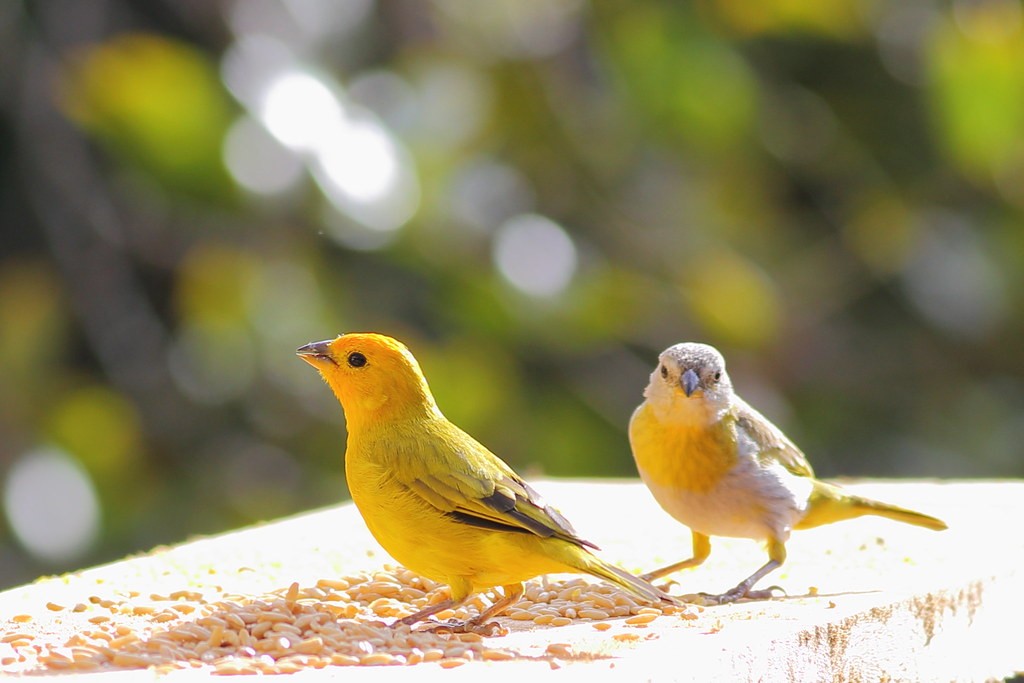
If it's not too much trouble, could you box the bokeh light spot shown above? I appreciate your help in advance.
[312,114,420,233]
[4,448,101,563]
[220,33,297,110]
[224,115,304,195]
[259,71,342,152]
[316,119,397,204]
[493,214,578,298]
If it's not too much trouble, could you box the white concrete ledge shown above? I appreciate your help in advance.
[1,479,1020,681]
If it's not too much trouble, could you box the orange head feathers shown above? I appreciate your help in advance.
[296,333,440,426]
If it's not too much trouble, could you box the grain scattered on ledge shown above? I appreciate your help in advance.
[0,563,700,675]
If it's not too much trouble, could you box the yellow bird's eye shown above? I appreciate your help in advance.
[348,352,367,368]
[660,365,669,379]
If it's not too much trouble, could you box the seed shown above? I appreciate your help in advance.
[550,617,572,627]
[365,581,401,597]
[109,634,140,649]
[206,625,225,647]
[439,657,468,668]
[316,578,350,591]
[295,636,323,654]
[592,622,612,631]
[585,593,615,610]
[625,613,657,625]
[198,616,228,629]
[532,614,554,625]
[546,643,572,657]
[256,611,290,624]
[507,610,533,621]
[360,652,396,666]
[271,622,302,636]
[45,602,64,611]
[214,660,255,675]
[169,590,202,601]
[422,648,445,662]
[11,615,32,623]
[223,614,246,630]
[577,609,610,620]
[400,587,426,601]
[482,649,514,661]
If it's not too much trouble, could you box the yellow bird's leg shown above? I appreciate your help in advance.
[641,531,711,583]
[425,583,522,637]
[403,580,521,637]
[709,537,787,604]
[460,583,523,636]
[397,576,472,629]
[396,596,463,627]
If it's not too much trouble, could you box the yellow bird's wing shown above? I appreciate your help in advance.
[397,425,598,550]
[733,397,815,479]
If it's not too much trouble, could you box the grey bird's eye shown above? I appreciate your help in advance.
[660,364,668,379]
[713,371,721,382]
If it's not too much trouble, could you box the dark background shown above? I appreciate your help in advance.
[1,0,1022,589]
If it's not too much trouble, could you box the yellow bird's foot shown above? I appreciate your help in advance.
[422,619,508,637]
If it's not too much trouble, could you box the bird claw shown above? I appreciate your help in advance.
[750,585,786,600]
[692,584,786,605]
[420,619,508,637]
[469,620,508,637]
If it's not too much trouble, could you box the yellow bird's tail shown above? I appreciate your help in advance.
[579,553,680,606]
[797,480,948,532]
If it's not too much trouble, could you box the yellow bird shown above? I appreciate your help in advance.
[629,342,947,603]
[298,332,676,633]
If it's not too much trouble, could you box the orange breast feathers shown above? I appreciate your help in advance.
[628,403,739,495]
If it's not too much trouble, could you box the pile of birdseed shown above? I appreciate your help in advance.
[0,564,700,675]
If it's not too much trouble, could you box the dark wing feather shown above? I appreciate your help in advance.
[395,426,597,549]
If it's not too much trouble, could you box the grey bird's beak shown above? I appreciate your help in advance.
[297,340,332,356]
[681,368,700,397]
[296,339,337,366]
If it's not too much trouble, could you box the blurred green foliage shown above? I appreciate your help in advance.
[1,0,1022,589]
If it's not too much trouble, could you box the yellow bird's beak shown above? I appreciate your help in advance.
[297,339,337,367]
[681,368,700,397]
